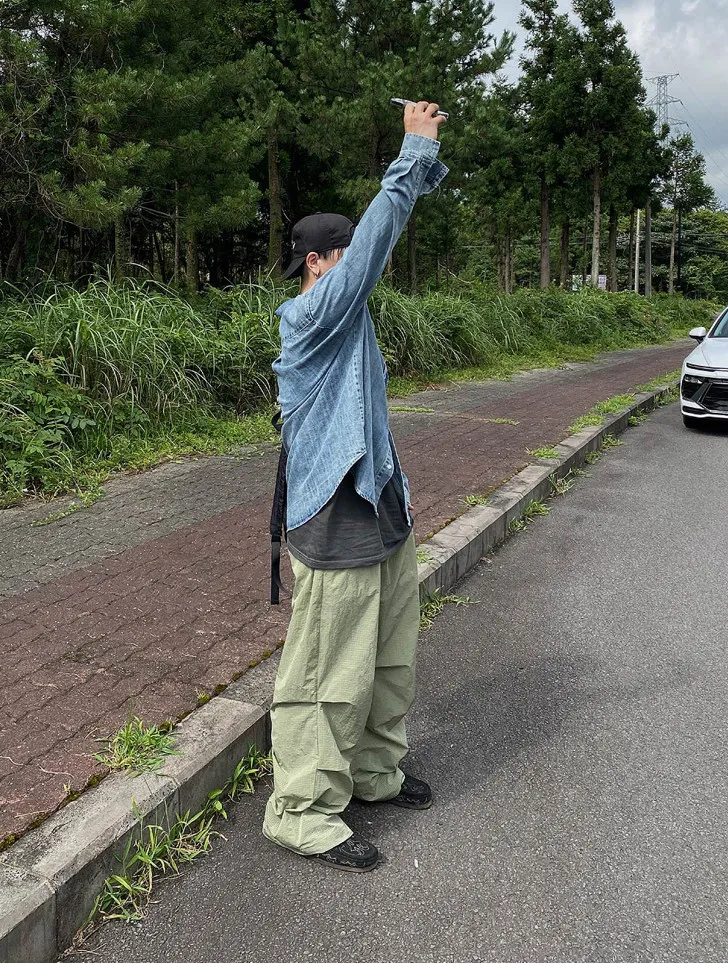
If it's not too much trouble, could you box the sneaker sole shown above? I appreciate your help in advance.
[311,854,380,873]
[389,796,433,810]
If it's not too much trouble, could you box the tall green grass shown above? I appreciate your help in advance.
[0,276,716,504]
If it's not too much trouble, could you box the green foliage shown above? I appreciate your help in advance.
[93,717,177,775]
[87,745,271,926]
[419,588,476,631]
[0,280,713,502]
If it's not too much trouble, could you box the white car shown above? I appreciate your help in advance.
[681,307,728,428]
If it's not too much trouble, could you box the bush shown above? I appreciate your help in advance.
[0,277,717,503]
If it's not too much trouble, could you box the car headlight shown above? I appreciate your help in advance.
[683,375,703,384]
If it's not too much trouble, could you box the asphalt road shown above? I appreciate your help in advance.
[68,404,728,963]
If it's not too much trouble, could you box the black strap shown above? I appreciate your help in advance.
[270,410,288,605]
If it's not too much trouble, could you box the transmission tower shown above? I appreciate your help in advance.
[646,74,685,133]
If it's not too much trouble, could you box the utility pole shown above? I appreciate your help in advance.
[646,75,687,296]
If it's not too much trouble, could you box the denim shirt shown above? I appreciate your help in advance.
[273,133,449,532]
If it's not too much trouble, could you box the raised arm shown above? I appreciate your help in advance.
[304,104,449,330]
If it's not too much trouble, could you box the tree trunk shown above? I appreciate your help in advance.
[174,182,181,285]
[677,207,683,289]
[267,126,284,276]
[644,202,653,297]
[153,232,167,283]
[6,222,26,280]
[186,226,199,293]
[608,205,618,292]
[504,221,512,295]
[540,175,550,288]
[582,216,589,281]
[559,216,570,288]
[590,166,601,286]
[510,232,516,293]
[407,207,417,294]
[114,215,131,280]
[627,207,635,292]
[497,235,505,292]
[669,207,677,295]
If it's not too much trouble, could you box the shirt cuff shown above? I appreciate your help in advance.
[400,133,449,194]
[401,132,442,160]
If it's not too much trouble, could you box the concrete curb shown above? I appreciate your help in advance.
[0,383,675,963]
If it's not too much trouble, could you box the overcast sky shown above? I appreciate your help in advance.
[493,0,728,207]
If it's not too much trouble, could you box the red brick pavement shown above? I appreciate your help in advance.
[0,342,688,842]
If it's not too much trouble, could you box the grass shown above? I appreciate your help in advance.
[1,278,710,504]
[527,445,559,459]
[416,546,435,564]
[85,746,271,928]
[592,393,637,415]
[509,498,550,534]
[93,716,177,775]
[569,412,604,433]
[464,493,489,507]
[419,588,476,630]
[31,485,103,526]
[482,416,520,426]
[549,466,590,497]
[389,405,435,413]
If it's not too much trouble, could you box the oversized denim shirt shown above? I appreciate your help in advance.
[273,133,449,532]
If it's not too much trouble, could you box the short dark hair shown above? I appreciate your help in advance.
[302,247,347,280]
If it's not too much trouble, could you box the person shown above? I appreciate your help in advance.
[263,101,449,872]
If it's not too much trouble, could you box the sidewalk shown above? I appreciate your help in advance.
[0,341,688,843]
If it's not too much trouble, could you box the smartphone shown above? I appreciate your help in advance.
[390,98,449,120]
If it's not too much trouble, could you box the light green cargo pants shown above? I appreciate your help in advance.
[262,532,420,855]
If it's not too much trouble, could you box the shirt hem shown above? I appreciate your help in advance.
[287,528,412,571]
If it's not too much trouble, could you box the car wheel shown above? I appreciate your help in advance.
[683,413,703,430]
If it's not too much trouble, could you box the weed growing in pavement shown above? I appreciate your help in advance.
[419,589,476,630]
[93,716,177,775]
[523,499,550,521]
[655,385,680,406]
[195,691,211,707]
[482,417,520,426]
[464,493,489,507]
[593,393,636,415]
[549,472,575,496]
[635,370,681,392]
[527,445,559,459]
[601,434,624,449]
[569,412,603,433]
[628,411,648,426]
[31,486,103,527]
[508,498,550,533]
[85,746,271,928]
[389,405,436,413]
[416,546,435,564]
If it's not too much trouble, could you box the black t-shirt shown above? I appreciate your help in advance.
[286,469,411,570]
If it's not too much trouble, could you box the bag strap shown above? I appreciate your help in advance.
[270,410,288,605]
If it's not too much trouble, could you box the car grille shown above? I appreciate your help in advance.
[681,377,702,399]
[703,382,728,413]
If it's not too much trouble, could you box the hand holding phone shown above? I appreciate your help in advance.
[391,100,448,141]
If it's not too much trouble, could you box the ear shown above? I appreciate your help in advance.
[305,251,320,277]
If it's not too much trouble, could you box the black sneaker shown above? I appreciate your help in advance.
[312,832,379,873]
[389,775,432,810]
[356,775,433,810]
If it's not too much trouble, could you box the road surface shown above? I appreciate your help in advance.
[68,403,728,963]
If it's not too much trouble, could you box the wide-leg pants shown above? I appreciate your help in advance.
[262,532,420,855]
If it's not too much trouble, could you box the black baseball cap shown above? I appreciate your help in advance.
[282,213,355,280]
